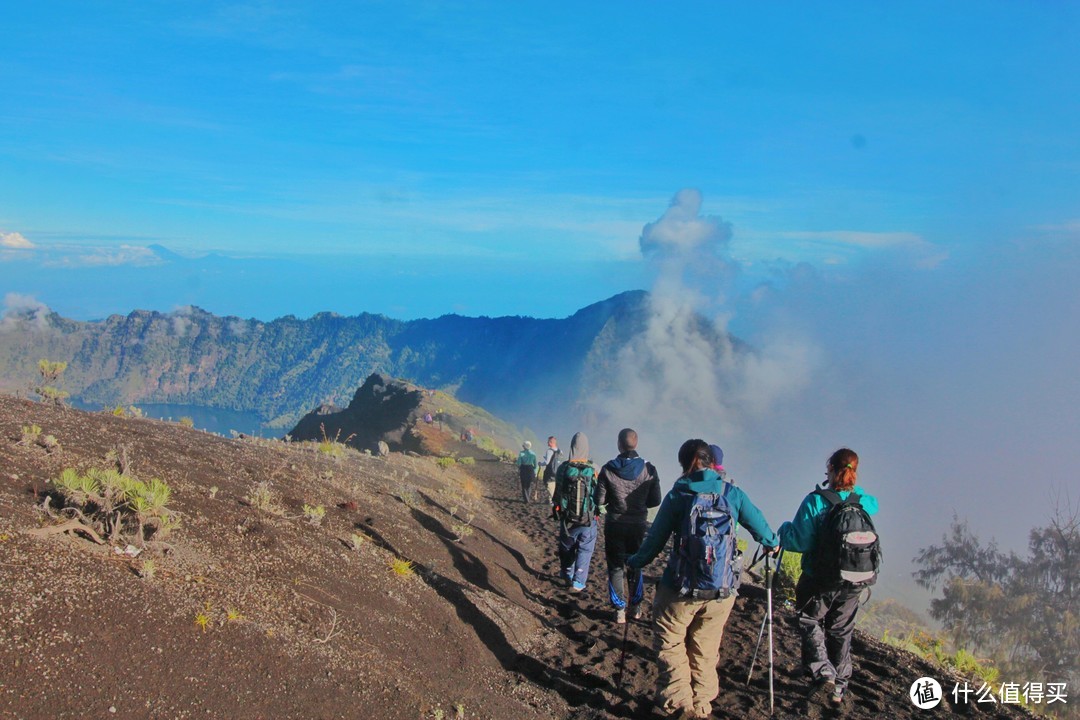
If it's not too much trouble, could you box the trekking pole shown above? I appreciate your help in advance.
[746,547,770,685]
[614,613,631,689]
[768,549,785,716]
[746,544,765,574]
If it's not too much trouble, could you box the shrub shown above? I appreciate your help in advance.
[50,468,176,545]
[450,521,474,542]
[774,549,803,603]
[349,533,365,550]
[388,557,415,578]
[247,481,282,514]
[140,558,156,580]
[398,487,420,509]
[317,423,355,458]
[38,434,61,453]
[457,456,476,466]
[436,457,456,470]
[302,504,326,526]
[18,424,42,446]
[179,417,195,428]
[35,359,69,406]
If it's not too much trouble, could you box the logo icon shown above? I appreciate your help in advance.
[910,677,943,709]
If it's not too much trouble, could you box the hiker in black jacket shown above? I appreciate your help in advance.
[595,428,662,624]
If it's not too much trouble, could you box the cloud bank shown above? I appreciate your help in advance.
[1,231,34,249]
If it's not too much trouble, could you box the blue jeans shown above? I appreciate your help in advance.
[558,520,597,586]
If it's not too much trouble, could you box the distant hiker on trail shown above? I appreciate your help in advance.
[595,427,661,624]
[627,440,779,720]
[539,435,561,503]
[516,441,538,503]
[778,447,880,708]
[552,432,598,592]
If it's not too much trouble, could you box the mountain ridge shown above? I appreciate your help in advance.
[0,290,657,429]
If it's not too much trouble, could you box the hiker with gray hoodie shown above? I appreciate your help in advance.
[595,428,661,624]
[551,432,599,592]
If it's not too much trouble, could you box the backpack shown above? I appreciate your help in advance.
[671,483,742,600]
[557,462,596,526]
[542,449,562,482]
[811,489,882,588]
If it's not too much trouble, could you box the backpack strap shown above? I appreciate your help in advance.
[815,487,843,506]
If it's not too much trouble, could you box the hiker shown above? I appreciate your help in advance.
[551,432,599,591]
[778,447,880,708]
[627,439,779,720]
[516,441,538,503]
[595,428,661,624]
[539,435,562,503]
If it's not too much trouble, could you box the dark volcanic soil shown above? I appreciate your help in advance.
[0,396,1032,719]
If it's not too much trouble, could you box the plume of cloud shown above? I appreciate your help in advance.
[0,293,52,333]
[579,189,818,478]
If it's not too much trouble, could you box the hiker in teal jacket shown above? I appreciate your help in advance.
[778,447,878,708]
[627,440,779,719]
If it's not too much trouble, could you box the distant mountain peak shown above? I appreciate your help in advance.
[147,244,185,262]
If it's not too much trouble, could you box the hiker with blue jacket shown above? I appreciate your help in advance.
[778,447,880,708]
[628,440,779,720]
[552,432,599,592]
[595,428,661,624]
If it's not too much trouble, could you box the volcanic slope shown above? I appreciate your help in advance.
[0,396,1032,719]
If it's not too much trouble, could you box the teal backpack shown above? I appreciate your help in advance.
[557,462,596,526]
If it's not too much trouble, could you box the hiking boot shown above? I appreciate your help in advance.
[570,581,586,592]
[615,608,626,624]
[628,603,642,621]
[830,686,845,706]
[808,677,836,705]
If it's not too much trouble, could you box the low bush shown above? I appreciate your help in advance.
[50,467,178,545]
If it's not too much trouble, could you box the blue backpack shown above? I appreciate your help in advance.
[670,483,742,599]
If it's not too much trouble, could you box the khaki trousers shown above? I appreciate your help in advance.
[652,583,737,716]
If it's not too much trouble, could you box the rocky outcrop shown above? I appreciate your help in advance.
[288,374,427,452]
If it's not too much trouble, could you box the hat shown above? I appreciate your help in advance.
[523,441,532,450]
[569,432,589,462]
[709,444,724,468]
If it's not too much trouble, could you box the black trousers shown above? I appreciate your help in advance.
[518,465,535,502]
[604,520,647,608]
[795,575,862,690]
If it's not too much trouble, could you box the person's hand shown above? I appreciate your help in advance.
[765,544,781,557]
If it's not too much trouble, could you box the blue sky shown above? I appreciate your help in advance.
[2,3,1079,598]
[2,2,1077,320]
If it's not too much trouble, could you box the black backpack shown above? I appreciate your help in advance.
[811,489,882,588]
[542,449,562,482]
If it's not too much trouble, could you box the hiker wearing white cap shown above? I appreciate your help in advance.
[515,441,538,503]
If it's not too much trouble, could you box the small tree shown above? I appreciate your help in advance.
[914,499,1079,713]
[35,359,69,406]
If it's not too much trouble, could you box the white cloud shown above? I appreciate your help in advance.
[639,188,733,256]
[772,229,948,269]
[778,230,924,249]
[0,293,52,333]
[41,244,163,268]
[1,231,34,249]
